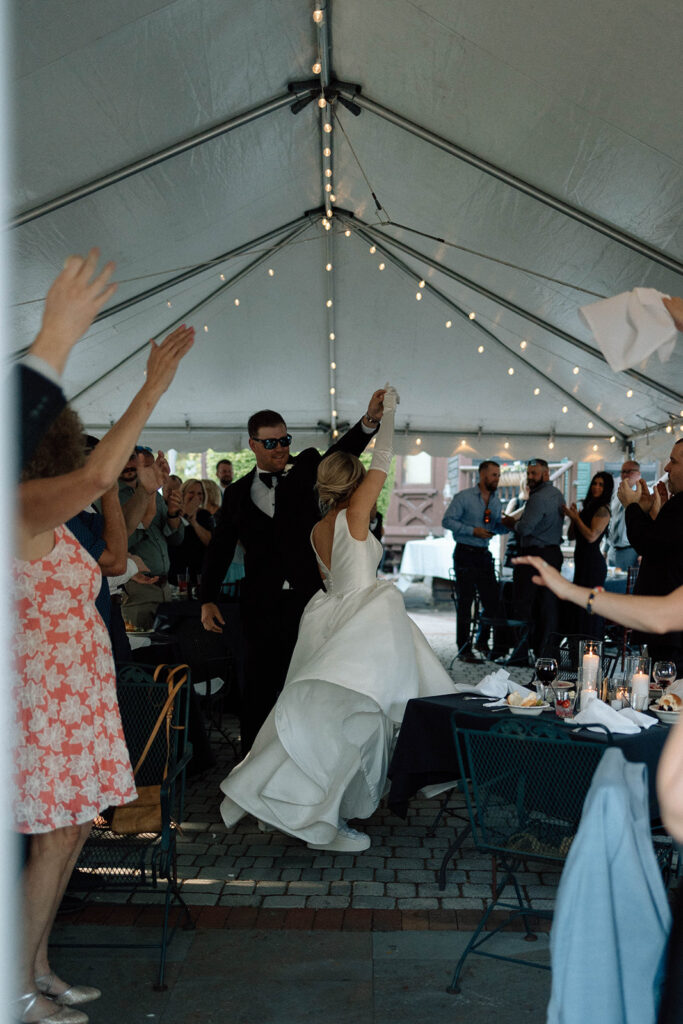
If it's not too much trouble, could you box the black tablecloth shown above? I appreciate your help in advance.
[388,692,670,818]
[153,599,246,696]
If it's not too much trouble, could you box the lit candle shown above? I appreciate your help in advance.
[631,672,649,711]
[611,686,628,710]
[582,652,600,685]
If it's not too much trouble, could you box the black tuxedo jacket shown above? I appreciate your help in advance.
[626,491,683,652]
[19,364,66,471]
[200,419,373,608]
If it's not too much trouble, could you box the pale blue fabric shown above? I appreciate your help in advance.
[547,749,671,1024]
[442,484,508,546]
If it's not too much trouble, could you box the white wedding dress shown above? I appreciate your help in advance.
[219,508,456,844]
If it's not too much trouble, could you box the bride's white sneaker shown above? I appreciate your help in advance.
[307,822,371,853]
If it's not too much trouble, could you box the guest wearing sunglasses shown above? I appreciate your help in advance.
[200,393,386,753]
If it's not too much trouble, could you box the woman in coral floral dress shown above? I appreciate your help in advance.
[14,250,194,1024]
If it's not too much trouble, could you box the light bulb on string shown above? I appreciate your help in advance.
[592,444,598,452]
[666,424,673,433]
[329,332,335,340]
[415,438,422,446]
[504,441,510,449]
[507,367,514,375]
[587,421,594,429]
[378,262,385,271]
[325,168,332,177]
[562,405,568,413]
[312,61,322,74]
[477,345,484,353]
[330,387,335,394]
[445,320,452,328]
[326,299,333,308]
[323,123,332,133]
[329,194,336,202]
[520,340,527,349]
[166,300,172,307]
[418,280,425,288]
[415,291,422,301]
[609,435,616,443]
[325,262,332,271]
[318,96,326,108]
[469,312,476,320]
[312,8,323,23]
[330,361,336,369]
[323,221,331,231]
[344,229,351,237]
[268,268,274,277]
[548,441,555,450]
[533,387,540,395]
[326,208,332,218]
[323,147,331,157]
[220,273,225,281]
[325,183,331,192]
[626,389,633,398]
[234,298,240,307]
[203,324,208,333]
[369,245,376,254]
[573,366,580,374]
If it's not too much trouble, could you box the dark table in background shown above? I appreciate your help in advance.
[388,692,670,818]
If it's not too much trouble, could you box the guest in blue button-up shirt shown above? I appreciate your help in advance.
[442,461,510,662]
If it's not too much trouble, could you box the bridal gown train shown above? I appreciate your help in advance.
[219,509,456,844]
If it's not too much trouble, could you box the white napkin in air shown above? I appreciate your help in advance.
[573,699,640,735]
[579,288,676,372]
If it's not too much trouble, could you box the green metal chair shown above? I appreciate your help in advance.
[63,662,194,990]
[447,713,611,994]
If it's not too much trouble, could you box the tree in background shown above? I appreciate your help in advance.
[174,448,396,517]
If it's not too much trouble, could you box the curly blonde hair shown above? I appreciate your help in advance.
[201,478,221,510]
[316,452,366,514]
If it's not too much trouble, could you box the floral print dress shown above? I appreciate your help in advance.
[13,524,136,833]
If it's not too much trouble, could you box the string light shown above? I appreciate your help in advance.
[326,299,333,308]
[592,444,598,451]
[325,183,332,192]
[503,442,510,449]
[325,262,332,271]
[666,424,673,433]
[508,367,514,375]
[330,387,335,394]
[323,146,331,157]
[332,409,337,417]
[325,168,332,177]
[533,387,540,395]
[562,405,568,413]
[323,220,331,231]
[330,361,336,369]
[329,193,336,202]
[573,366,580,374]
[344,229,351,237]
[378,262,385,270]
[166,300,172,307]
[268,268,274,277]
[318,96,327,108]
[220,273,225,281]
[626,389,633,398]
[234,298,240,306]
[369,245,376,254]
[415,437,422,446]
[469,312,476,320]
[520,340,527,349]
[326,208,332,217]
[587,421,594,429]
[477,345,484,353]
[312,8,323,23]
[416,291,422,301]
[333,429,339,438]
[323,122,332,133]
[418,279,425,288]
[445,320,452,328]
[548,441,555,450]
[328,332,335,340]
[203,324,208,332]
[609,435,616,443]
[312,61,322,74]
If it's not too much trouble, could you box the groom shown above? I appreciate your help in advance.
[200,390,386,752]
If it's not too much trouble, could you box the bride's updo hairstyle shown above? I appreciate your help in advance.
[317,452,366,514]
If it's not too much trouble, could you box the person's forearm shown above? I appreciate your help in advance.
[99,488,128,575]
[141,491,157,529]
[569,584,683,634]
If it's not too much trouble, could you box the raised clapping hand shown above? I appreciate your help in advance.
[143,325,195,398]
[561,502,580,522]
[30,248,117,375]
[618,477,653,513]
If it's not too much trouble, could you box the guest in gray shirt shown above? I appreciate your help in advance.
[502,458,565,661]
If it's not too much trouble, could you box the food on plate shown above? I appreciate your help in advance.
[507,691,543,708]
[655,692,682,712]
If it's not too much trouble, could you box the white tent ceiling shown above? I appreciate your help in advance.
[10,0,683,464]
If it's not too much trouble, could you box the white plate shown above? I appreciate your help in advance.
[650,706,680,725]
[508,703,550,716]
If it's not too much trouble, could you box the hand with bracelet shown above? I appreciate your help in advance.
[362,388,387,429]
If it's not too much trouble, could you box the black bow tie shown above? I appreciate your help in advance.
[259,471,283,489]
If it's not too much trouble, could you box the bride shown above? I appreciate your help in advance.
[219,386,455,852]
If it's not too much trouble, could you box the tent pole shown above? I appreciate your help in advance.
[339,214,624,440]
[357,218,683,405]
[335,89,683,278]
[70,221,313,402]
[11,91,303,228]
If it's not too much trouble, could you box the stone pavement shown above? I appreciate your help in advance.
[68,600,561,929]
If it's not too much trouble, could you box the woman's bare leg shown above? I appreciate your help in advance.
[19,822,89,1019]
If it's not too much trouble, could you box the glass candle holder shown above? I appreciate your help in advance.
[625,654,651,711]
[577,641,602,710]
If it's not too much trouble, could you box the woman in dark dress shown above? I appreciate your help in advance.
[563,471,614,636]
[168,479,214,586]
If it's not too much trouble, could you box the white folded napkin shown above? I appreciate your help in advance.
[618,707,657,730]
[573,699,640,735]
[454,669,529,699]
[579,288,676,372]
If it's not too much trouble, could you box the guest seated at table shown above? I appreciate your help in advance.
[219,387,456,852]
[562,471,613,637]
[169,479,214,586]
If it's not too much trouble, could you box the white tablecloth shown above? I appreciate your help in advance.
[399,536,455,580]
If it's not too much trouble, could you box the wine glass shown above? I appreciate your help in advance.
[534,657,559,703]
[653,661,677,691]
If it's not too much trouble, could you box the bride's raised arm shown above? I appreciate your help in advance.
[347,384,398,534]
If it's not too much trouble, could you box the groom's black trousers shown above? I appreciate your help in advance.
[240,589,309,755]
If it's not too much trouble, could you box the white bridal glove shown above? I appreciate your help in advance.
[370,383,399,475]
